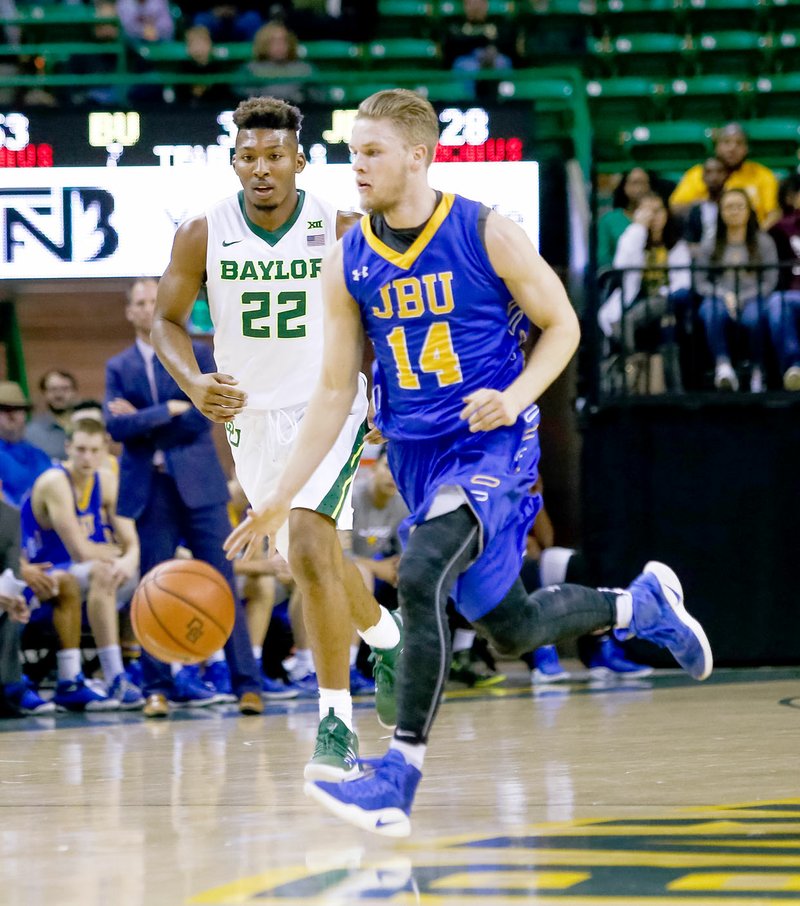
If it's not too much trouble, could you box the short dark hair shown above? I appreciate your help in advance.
[233,97,303,135]
[39,369,77,393]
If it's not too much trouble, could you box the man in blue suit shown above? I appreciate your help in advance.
[105,277,263,717]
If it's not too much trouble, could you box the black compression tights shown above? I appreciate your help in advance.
[395,506,619,745]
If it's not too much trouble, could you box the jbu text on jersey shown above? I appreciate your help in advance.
[373,272,455,319]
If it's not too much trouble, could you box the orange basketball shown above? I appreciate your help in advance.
[130,559,235,665]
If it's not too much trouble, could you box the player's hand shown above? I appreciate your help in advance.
[20,562,58,601]
[188,373,247,423]
[460,388,520,432]
[223,496,290,561]
[110,557,136,587]
[107,397,138,416]
[0,594,29,624]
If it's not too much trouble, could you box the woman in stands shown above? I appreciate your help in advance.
[695,187,778,392]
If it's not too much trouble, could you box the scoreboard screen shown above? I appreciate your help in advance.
[0,103,540,280]
[0,103,533,169]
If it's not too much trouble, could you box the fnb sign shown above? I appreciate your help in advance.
[0,186,118,267]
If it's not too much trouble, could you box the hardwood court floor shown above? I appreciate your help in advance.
[1,663,798,906]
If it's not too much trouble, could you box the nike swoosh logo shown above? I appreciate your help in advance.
[222,239,242,247]
[375,817,403,828]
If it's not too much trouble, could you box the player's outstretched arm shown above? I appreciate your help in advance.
[224,241,364,560]
[461,213,580,433]
[152,215,246,423]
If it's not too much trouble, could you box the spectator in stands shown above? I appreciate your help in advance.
[445,0,516,100]
[174,25,234,108]
[767,175,800,391]
[65,0,128,108]
[186,0,263,43]
[441,0,518,69]
[696,187,779,392]
[24,370,77,462]
[670,123,780,230]
[598,193,692,393]
[0,489,55,716]
[234,21,313,105]
[284,0,377,42]
[117,0,175,42]
[683,157,729,253]
[0,0,20,107]
[597,168,653,270]
[105,277,263,717]
[0,382,52,508]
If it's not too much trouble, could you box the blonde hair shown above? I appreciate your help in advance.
[252,21,299,62]
[357,89,440,165]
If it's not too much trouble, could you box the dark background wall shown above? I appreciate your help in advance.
[580,398,800,666]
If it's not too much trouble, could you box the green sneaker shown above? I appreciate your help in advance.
[449,649,506,689]
[303,708,361,782]
[368,610,403,730]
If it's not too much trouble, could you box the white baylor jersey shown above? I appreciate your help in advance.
[205,189,338,410]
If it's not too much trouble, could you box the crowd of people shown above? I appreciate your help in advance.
[597,122,800,395]
[5,0,528,108]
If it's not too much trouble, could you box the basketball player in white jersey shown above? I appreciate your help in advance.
[151,97,402,781]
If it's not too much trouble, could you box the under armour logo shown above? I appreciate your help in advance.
[351,266,369,281]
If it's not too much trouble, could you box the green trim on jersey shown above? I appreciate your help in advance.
[317,420,366,522]
[237,189,306,247]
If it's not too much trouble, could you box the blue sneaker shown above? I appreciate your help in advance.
[531,645,570,684]
[169,666,224,707]
[349,665,376,696]
[619,561,713,681]
[107,673,145,710]
[305,748,422,838]
[203,661,237,703]
[261,673,300,700]
[587,635,654,679]
[287,672,319,698]
[54,673,119,712]
[125,659,143,688]
[3,678,56,715]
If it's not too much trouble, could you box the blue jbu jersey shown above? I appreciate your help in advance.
[21,466,109,566]
[343,193,528,441]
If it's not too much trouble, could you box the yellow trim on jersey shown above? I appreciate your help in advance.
[75,472,96,513]
[360,193,455,270]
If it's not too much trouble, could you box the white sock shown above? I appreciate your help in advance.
[57,648,82,682]
[170,662,186,677]
[390,738,426,771]
[612,590,633,635]
[452,628,475,654]
[292,648,315,678]
[349,644,359,667]
[319,687,353,730]
[252,644,263,662]
[97,644,125,684]
[358,605,401,650]
[206,649,225,664]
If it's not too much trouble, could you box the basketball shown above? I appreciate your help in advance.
[130,559,235,665]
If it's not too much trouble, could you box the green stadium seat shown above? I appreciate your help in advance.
[136,41,189,64]
[498,76,575,100]
[365,38,441,66]
[589,31,691,76]
[618,119,713,164]
[766,28,800,71]
[321,82,401,105]
[378,0,437,36]
[212,42,253,63]
[416,78,477,102]
[668,73,751,118]
[691,30,768,75]
[527,0,595,14]
[438,0,515,15]
[297,40,362,65]
[587,76,669,122]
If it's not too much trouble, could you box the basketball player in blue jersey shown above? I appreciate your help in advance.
[225,89,713,837]
[21,419,143,710]
[151,96,402,781]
